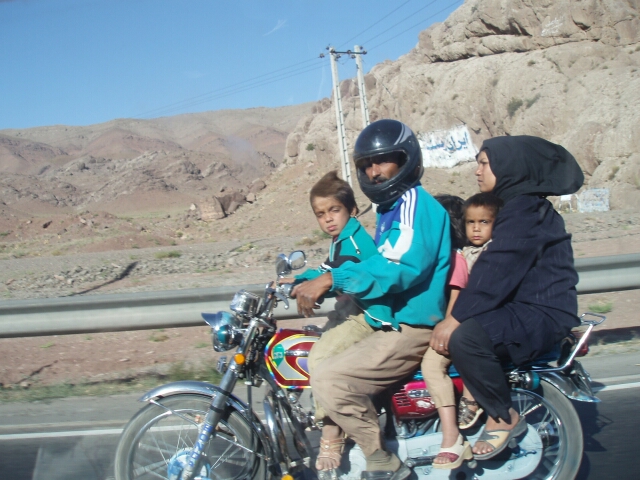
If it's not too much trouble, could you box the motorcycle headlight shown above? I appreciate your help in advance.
[201,311,243,352]
[230,290,260,317]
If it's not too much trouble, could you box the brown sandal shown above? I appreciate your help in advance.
[316,437,344,480]
[458,397,484,430]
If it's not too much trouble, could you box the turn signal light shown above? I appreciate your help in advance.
[234,353,246,365]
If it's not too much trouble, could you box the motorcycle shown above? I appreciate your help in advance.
[114,250,605,480]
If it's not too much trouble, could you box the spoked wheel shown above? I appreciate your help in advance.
[512,382,583,480]
[114,394,266,480]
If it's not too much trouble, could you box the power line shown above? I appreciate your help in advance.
[360,0,440,47]
[144,63,325,118]
[132,57,319,119]
[133,2,438,120]
[337,0,412,49]
[8,63,326,148]
[367,0,462,52]
[133,1,461,120]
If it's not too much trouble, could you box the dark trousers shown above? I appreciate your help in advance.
[448,318,513,423]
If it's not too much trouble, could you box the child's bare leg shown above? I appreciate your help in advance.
[316,420,344,471]
[433,406,459,465]
[462,386,475,402]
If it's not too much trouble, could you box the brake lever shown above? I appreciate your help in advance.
[274,292,290,309]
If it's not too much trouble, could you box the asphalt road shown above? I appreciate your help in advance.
[1,352,639,480]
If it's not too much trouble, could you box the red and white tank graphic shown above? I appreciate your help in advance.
[264,329,320,388]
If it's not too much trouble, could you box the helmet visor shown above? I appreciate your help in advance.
[354,150,407,172]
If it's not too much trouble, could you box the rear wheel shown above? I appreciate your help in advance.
[114,394,266,480]
[513,382,583,479]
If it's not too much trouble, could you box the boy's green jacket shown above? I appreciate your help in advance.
[294,216,394,326]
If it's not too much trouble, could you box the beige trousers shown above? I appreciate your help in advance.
[420,347,455,408]
[307,314,374,420]
[311,323,432,456]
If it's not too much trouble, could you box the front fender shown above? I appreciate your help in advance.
[540,371,600,403]
[140,380,233,403]
[140,381,276,462]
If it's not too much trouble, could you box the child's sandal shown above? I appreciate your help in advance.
[458,396,484,430]
[316,437,345,480]
[432,434,473,470]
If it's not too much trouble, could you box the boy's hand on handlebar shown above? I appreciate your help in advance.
[431,315,460,355]
[290,273,332,318]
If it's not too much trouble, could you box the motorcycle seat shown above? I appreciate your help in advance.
[499,339,572,371]
[412,339,567,381]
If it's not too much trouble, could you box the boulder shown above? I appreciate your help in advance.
[285,133,301,158]
[199,197,226,221]
[218,192,246,213]
[249,180,266,193]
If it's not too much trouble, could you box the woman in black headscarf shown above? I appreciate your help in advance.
[430,135,584,459]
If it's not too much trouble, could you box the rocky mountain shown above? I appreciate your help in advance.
[285,0,640,209]
[0,104,313,212]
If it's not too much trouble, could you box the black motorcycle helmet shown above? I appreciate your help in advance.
[353,119,424,207]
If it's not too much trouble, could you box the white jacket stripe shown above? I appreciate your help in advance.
[380,190,416,263]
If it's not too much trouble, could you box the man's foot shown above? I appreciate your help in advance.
[362,450,409,480]
[473,409,526,460]
[360,465,411,480]
[432,433,472,470]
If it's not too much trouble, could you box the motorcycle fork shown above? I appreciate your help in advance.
[180,321,260,480]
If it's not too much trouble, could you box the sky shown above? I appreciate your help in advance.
[0,0,462,130]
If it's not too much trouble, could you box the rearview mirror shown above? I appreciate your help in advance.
[289,250,306,270]
[275,251,307,276]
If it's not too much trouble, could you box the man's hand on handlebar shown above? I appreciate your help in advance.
[290,272,332,318]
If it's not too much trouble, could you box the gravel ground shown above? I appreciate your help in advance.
[1,209,639,301]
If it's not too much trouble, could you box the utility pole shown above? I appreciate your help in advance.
[354,45,370,128]
[327,47,351,186]
[320,46,370,186]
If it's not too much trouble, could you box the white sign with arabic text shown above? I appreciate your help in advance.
[418,125,478,168]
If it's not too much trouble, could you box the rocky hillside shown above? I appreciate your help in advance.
[0,104,312,212]
[285,0,640,209]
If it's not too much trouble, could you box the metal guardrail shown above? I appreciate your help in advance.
[574,253,640,293]
[0,254,638,338]
[0,284,338,338]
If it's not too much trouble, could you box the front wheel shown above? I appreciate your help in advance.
[513,382,583,480]
[114,394,266,480]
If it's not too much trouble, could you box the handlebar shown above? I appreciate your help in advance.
[279,283,295,298]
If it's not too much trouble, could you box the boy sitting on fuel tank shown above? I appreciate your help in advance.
[283,170,392,478]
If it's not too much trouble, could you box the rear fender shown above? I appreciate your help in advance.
[539,367,600,403]
[140,380,276,461]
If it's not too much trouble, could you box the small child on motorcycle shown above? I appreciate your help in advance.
[286,170,379,328]
[422,192,503,469]
[282,170,386,477]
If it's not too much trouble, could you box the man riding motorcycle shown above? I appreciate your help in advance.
[291,119,450,480]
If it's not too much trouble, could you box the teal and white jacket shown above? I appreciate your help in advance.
[330,185,450,329]
[294,216,393,324]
